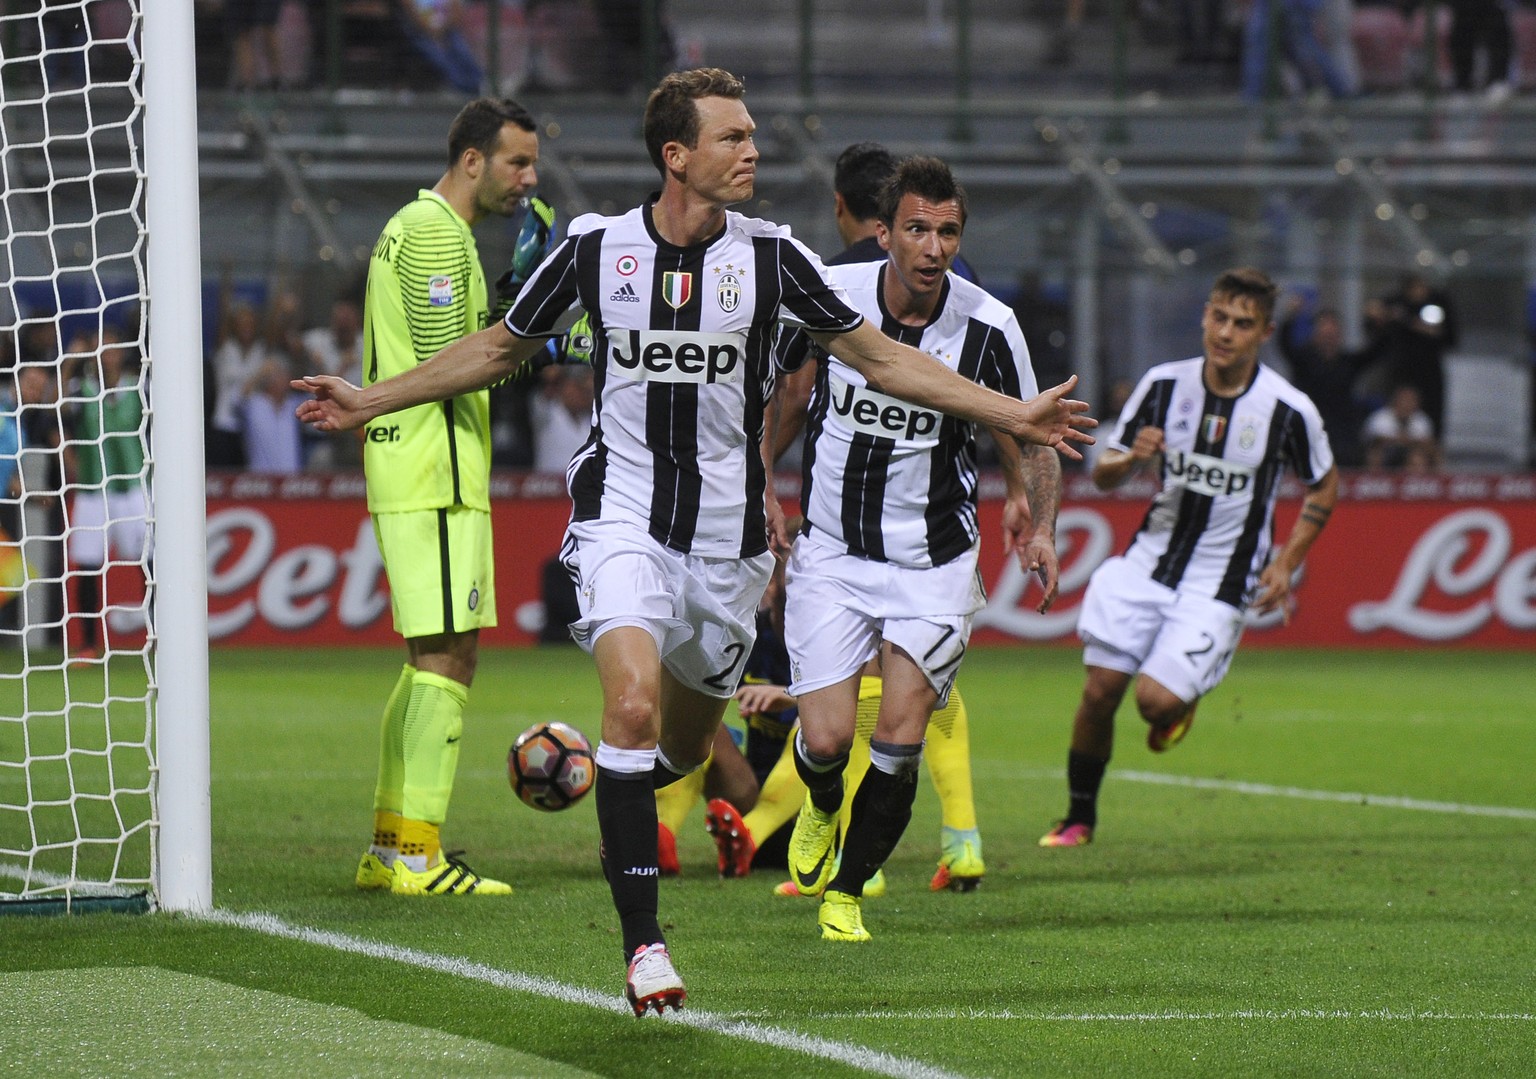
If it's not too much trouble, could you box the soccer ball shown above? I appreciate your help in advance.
[508,721,594,811]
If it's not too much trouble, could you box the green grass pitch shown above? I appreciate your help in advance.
[4,644,1535,1078]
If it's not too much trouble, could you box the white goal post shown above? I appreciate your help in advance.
[0,0,210,913]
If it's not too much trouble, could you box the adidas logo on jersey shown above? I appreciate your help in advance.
[610,282,640,303]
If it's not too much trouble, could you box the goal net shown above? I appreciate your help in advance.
[0,0,209,913]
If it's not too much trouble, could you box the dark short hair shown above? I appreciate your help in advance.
[446,98,537,169]
[1210,267,1278,324]
[834,142,896,222]
[875,155,968,228]
[643,67,747,177]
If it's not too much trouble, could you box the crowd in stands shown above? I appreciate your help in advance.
[189,0,673,96]
[4,1,1536,104]
[168,267,1468,477]
[193,274,597,476]
[169,1,1536,102]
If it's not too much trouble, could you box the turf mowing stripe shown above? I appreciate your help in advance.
[775,1008,1536,1021]
[206,909,969,1079]
[1114,772,1536,819]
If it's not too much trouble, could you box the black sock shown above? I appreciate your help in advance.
[1066,749,1109,828]
[829,757,918,897]
[650,755,689,791]
[595,765,662,958]
[792,734,848,816]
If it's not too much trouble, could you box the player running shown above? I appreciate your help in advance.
[773,156,1064,942]
[295,69,1094,1014]
[1039,267,1338,849]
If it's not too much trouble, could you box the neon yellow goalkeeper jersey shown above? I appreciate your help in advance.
[361,189,490,513]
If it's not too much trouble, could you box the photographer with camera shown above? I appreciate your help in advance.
[1370,273,1457,439]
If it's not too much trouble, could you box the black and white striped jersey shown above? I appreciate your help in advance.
[504,201,863,558]
[1110,357,1335,608]
[784,261,1038,569]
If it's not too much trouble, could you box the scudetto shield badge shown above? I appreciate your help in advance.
[716,272,741,313]
[661,271,693,309]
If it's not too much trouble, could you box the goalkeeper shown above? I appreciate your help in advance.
[353,97,555,897]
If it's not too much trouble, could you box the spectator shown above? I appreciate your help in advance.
[17,319,60,368]
[1363,384,1441,470]
[1242,0,1356,100]
[16,360,68,647]
[530,363,594,474]
[65,327,150,662]
[1277,298,1379,467]
[229,0,284,91]
[1044,0,1087,67]
[301,298,365,468]
[398,0,484,95]
[1175,0,1232,65]
[208,292,272,469]
[302,298,363,385]
[0,358,23,643]
[1371,273,1457,438]
[240,358,307,473]
[1448,0,1514,101]
[589,0,675,93]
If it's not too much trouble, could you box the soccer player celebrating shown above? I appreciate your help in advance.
[773,156,1064,942]
[294,68,1094,1015]
[350,98,548,898]
[1039,267,1338,850]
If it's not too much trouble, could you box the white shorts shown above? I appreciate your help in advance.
[784,532,975,702]
[561,518,774,698]
[1076,555,1244,704]
[67,486,151,569]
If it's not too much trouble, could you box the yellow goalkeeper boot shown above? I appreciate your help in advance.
[355,851,394,890]
[391,851,512,896]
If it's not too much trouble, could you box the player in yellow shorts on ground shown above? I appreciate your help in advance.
[653,558,986,891]
[655,671,988,893]
[752,673,985,896]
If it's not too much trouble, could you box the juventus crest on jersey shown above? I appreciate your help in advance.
[503,201,863,558]
[782,261,1038,569]
[1111,357,1335,608]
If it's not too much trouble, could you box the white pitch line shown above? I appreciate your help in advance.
[756,1008,1536,1022]
[204,909,968,1079]
[1113,771,1536,819]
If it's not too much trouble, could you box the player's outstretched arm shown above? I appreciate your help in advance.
[814,322,1096,459]
[292,321,545,431]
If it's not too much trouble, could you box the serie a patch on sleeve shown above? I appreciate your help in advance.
[428,275,454,306]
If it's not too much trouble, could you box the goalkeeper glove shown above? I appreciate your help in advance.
[560,312,594,365]
[493,195,557,317]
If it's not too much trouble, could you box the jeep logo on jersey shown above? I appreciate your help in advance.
[716,272,741,313]
[828,375,940,443]
[609,330,742,384]
[661,271,693,309]
[1164,449,1253,497]
[427,275,453,307]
